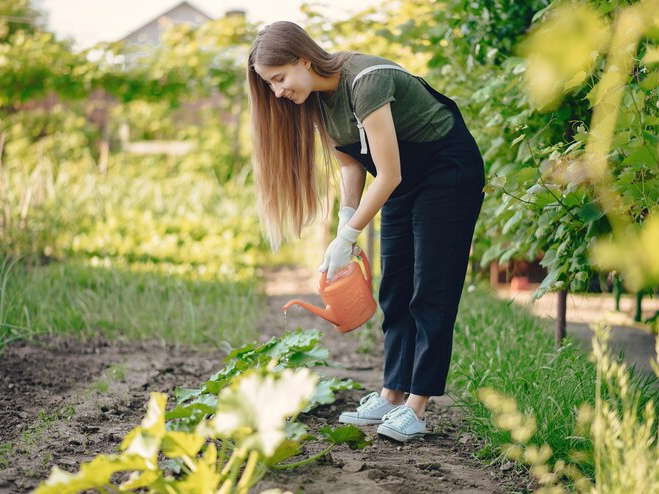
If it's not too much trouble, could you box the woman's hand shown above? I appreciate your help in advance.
[319,225,361,279]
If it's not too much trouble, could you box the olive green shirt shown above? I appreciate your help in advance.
[319,54,454,146]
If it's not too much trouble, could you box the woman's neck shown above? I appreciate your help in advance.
[314,71,341,94]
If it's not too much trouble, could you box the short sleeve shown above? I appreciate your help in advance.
[352,73,396,122]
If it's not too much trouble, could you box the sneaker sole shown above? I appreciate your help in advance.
[339,414,383,426]
[376,424,425,442]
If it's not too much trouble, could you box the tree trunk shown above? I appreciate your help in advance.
[98,94,110,175]
[231,81,244,179]
[613,276,622,311]
[635,290,644,322]
[555,289,567,348]
[490,261,499,289]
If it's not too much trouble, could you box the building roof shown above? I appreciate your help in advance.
[118,1,213,44]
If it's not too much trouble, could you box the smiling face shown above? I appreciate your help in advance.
[253,59,314,105]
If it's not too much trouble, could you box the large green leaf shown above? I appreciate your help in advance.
[319,425,371,450]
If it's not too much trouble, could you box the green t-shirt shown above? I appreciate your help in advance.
[319,54,454,146]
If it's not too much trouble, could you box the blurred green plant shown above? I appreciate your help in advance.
[0,4,268,349]
[0,0,42,41]
[479,322,659,493]
[0,0,258,264]
[488,0,659,296]
[0,5,253,106]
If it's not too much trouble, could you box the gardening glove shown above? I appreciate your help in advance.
[338,206,357,233]
[319,225,361,280]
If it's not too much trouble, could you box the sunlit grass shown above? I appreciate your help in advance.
[450,287,659,476]
[0,257,263,349]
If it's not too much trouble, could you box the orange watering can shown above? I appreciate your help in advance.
[282,250,377,333]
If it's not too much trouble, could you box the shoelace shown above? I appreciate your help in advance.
[382,405,419,427]
[357,392,382,412]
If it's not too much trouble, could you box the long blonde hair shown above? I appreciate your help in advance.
[248,21,353,249]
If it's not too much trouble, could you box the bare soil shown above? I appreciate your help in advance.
[0,266,532,493]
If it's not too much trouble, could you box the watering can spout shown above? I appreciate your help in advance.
[282,299,339,326]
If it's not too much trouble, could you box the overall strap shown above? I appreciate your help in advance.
[350,65,412,154]
[416,77,459,113]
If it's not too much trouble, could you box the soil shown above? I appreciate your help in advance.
[0,266,532,493]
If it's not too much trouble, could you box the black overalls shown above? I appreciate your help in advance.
[335,71,485,396]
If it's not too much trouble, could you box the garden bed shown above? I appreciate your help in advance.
[0,265,532,493]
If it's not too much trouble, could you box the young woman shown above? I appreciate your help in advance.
[248,21,484,442]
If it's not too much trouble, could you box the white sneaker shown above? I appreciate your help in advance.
[377,405,426,442]
[339,392,398,425]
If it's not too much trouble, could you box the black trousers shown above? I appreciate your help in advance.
[336,80,484,397]
[380,179,483,396]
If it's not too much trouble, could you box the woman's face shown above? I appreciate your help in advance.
[253,59,314,104]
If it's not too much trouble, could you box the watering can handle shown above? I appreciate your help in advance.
[319,269,328,291]
[319,247,372,291]
[359,249,372,290]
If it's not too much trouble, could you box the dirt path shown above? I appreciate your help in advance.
[0,338,219,492]
[0,267,531,493]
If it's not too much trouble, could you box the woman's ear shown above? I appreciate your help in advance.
[300,58,311,69]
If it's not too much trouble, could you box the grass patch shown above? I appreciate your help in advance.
[450,287,659,476]
[1,404,76,467]
[107,364,126,381]
[89,380,109,393]
[0,442,11,469]
[0,258,263,350]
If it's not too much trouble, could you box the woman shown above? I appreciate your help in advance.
[248,21,484,442]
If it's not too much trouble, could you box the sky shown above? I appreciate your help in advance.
[35,0,380,50]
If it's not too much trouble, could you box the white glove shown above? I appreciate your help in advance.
[338,206,356,232]
[319,225,361,280]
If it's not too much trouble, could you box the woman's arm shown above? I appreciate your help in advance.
[347,103,402,231]
[319,105,400,278]
[333,145,367,210]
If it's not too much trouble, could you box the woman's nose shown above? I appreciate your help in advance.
[273,84,285,98]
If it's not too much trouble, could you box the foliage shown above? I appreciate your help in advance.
[0,9,253,107]
[480,0,659,296]
[0,0,259,272]
[0,0,43,41]
[518,0,658,295]
[479,323,659,493]
[6,0,657,300]
[0,42,262,347]
[35,331,369,494]
[167,328,362,432]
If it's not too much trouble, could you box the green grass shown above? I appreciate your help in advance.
[0,144,268,352]
[0,257,263,350]
[449,287,659,476]
[0,404,76,468]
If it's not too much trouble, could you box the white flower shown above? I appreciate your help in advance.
[211,368,318,457]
